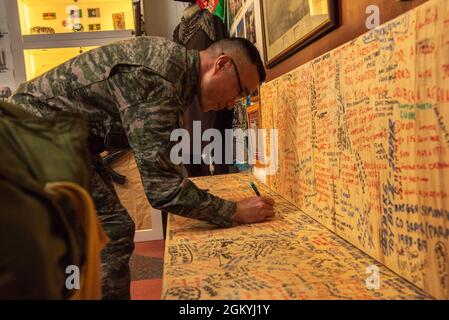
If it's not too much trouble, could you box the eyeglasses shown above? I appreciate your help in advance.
[230,59,245,98]
[223,52,247,98]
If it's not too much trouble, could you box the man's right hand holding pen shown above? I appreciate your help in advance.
[232,181,275,225]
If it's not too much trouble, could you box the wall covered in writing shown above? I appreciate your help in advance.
[163,173,430,300]
[260,0,449,299]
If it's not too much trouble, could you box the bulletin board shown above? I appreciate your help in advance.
[260,0,449,299]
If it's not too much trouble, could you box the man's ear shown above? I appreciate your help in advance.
[213,55,231,75]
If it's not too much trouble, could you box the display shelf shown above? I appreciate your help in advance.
[22,29,132,49]
[17,0,135,36]
[7,0,136,80]
[24,46,97,80]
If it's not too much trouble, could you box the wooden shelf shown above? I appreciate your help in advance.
[22,30,133,49]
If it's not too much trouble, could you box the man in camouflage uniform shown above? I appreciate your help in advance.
[9,36,275,299]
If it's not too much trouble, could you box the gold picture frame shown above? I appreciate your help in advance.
[88,8,101,18]
[42,12,56,20]
[260,0,339,68]
[88,24,101,31]
[112,12,126,30]
[246,103,264,168]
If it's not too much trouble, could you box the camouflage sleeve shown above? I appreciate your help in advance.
[120,100,237,228]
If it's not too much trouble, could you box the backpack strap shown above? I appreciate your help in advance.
[0,100,35,119]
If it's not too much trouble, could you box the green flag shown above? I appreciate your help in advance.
[213,0,225,23]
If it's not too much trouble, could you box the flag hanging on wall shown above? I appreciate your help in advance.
[196,0,225,23]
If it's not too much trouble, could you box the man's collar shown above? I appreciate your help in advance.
[183,49,201,108]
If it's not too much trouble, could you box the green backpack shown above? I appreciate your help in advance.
[0,101,92,299]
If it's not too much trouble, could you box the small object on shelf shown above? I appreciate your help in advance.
[0,50,5,67]
[70,9,83,18]
[0,86,12,100]
[88,8,101,18]
[30,26,55,34]
[88,24,101,31]
[112,12,126,30]
[42,12,56,20]
[73,23,84,32]
[250,86,260,103]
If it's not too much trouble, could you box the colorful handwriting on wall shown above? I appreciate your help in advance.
[163,173,429,300]
[260,0,449,299]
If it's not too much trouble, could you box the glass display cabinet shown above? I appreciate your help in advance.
[7,0,137,82]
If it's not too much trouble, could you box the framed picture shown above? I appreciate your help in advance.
[88,24,101,31]
[250,86,260,103]
[0,50,6,69]
[244,2,256,45]
[70,9,82,18]
[246,103,264,167]
[112,12,126,30]
[227,0,243,31]
[42,12,56,20]
[88,8,101,18]
[260,0,339,67]
[236,18,245,38]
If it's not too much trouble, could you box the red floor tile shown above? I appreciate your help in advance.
[134,240,165,258]
[131,279,163,300]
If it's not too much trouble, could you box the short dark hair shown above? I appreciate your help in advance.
[208,37,266,83]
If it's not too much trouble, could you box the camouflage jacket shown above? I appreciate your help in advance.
[9,36,237,227]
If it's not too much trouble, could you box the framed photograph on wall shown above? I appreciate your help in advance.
[227,0,243,31]
[42,12,56,20]
[236,18,245,38]
[70,9,83,18]
[112,12,126,30]
[88,8,101,18]
[260,0,339,67]
[245,2,256,45]
[246,103,264,167]
[88,23,101,31]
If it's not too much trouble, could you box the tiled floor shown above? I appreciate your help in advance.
[130,240,165,300]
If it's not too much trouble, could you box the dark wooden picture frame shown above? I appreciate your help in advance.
[260,0,339,68]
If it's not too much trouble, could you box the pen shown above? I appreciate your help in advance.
[250,181,261,196]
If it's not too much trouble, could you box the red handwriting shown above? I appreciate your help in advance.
[394,68,411,80]
[443,64,449,79]
[416,8,438,30]
[417,39,437,55]
[394,49,405,64]
[393,87,417,103]
[357,69,377,82]
[418,69,432,79]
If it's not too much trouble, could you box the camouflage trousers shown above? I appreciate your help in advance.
[90,155,135,300]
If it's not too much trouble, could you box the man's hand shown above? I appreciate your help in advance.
[232,196,275,224]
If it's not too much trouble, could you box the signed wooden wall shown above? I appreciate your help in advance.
[163,173,430,300]
[260,0,449,299]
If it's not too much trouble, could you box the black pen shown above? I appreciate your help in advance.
[250,181,261,196]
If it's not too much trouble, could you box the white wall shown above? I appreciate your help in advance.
[143,0,188,40]
[0,0,17,90]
